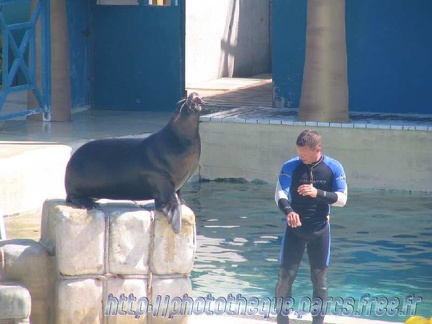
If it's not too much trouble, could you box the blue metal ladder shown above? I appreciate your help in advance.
[0,0,50,121]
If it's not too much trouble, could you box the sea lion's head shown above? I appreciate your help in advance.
[172,92,205,138]
[177,92,205,115]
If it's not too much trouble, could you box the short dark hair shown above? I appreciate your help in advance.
[296,129,322,149]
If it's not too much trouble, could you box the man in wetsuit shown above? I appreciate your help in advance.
[275,129,348,324]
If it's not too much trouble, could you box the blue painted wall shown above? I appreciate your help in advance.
[66,1,184,112]
[272,0,432,115]
[272,0,306,109]
[66,0,91,109]
[90,2,185,111]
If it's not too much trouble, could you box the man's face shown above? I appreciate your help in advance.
[296,145,322,164]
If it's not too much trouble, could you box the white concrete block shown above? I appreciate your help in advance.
[0,282,31,320]
[151,205,196,275]
[55,205,105,275]
[150,277,192,324]
[341,123,354,128]
[0,239,55,324]
[57,278,103,324]
[105,278,148,323]
[40,198,65,254]
[106,204,152,275]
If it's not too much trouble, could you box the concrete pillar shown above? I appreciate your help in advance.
[28,0,71,121]
[49,0,72,121]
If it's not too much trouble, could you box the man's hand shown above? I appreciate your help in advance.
[297,184,317,198]
[287,211,302,228]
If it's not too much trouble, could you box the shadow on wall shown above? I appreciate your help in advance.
[219,0,271,78]
[186,0,271,84]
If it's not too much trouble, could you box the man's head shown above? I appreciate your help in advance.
[296,129,322,164]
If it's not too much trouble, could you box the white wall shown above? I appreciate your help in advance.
[186,0,271,85]
[199,121,432,192]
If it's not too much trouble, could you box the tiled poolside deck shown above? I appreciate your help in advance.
[200,106,432,132]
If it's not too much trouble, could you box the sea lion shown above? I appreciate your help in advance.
[65,92,203,234]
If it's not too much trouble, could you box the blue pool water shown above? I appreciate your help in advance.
[181,181,432,322]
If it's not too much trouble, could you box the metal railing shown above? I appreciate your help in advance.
[0,0,51,121]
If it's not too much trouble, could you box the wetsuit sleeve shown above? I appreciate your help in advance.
[315,189,339,204]
[278,199,293,215]
[275,181,294,215]
[321,159,348,207]
[275,163,296,215]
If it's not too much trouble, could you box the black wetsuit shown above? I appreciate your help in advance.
[275,155,347,324]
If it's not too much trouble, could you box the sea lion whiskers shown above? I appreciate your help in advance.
[176,98,187,114]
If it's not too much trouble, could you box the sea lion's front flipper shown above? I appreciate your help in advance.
[156,192,182,234]
[176,189,187,205]
[66,195,98,210]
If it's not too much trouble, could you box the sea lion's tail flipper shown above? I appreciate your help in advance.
[157,193,182,234]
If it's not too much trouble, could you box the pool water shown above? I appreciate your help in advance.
[181,180,432,322]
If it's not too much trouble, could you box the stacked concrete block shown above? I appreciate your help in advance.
[104,278,148,324]
[57,278,103,324]
[152,207,196,275]
[56,207,106,276]
[106,204,153,275]
[41,199,196,324]
[150,278,193,324]
[0,282,31,324]
[0,239,55,324]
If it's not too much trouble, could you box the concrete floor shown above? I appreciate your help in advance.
[0,108,172,148]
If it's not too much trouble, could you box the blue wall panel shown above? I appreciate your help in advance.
[272,0,432,115]
[66,0,91,109]
[346,0,432,114]
[91,3,184,111]
[272,0,306,108]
